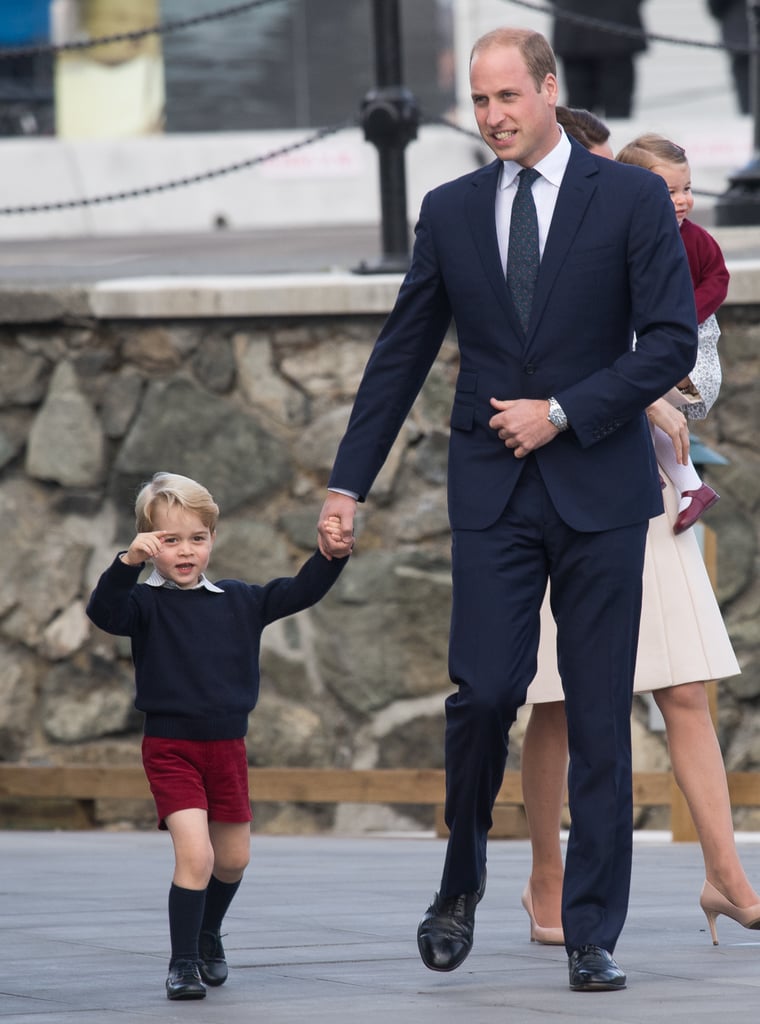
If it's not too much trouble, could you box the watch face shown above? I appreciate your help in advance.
[548,399,567,430]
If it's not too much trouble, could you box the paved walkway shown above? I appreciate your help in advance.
[3,829,760,1023]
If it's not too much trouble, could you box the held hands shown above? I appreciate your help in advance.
[121,531,168,566]
[318,493,356,560]
[646,398,690,466]
[489,397,559,458]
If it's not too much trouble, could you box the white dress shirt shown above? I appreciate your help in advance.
[496,125,572,276]
[145,568,224,592]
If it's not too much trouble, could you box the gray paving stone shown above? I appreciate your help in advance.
[2,831,760,1023]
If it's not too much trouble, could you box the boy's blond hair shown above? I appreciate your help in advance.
[616,133,688,171]
[135,472,219,533]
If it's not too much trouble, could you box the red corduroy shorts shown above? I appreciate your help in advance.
[141,736,252,830]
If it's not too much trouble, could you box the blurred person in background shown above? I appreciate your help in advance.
[552,1,647,117]
[0,0,52,135]
[708,0,751,114]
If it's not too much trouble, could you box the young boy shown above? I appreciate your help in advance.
[86,472,352,1001]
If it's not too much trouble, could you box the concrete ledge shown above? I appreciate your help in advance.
[1,254,759,322]
[724,258,760,305]
[0,284,93,322]
[89,272,405,318]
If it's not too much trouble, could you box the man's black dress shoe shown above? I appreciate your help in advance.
[417,870,486,972]
[165,959,206,1000]
[198,929,228,986]
[568,945,626,991]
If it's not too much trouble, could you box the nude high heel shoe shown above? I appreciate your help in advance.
[699,879,760,945]
[521,884,564,945]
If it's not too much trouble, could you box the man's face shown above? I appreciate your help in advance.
[150,503,215,589]
[470,44,559,167]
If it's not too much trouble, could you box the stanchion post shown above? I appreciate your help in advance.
[354,0,419,273]
[715,0,760,225]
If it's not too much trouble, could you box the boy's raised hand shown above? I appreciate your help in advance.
[121,531,168,566]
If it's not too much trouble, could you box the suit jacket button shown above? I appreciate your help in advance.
[524,363,536,375]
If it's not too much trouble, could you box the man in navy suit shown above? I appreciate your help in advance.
[318,27,697,991]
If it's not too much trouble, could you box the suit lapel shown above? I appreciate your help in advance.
[529,145,598,338]
[464,160,523,338]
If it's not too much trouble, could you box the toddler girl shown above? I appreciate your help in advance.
[617,133,727,534]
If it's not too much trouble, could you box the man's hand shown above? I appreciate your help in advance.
[646,398,690,466]
[318,492,357,559]
[488,398,559,458]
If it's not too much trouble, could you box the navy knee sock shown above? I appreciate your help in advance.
[168,883,206,965]
[200,875,241,935]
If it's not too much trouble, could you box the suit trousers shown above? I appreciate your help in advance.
[441,456,647,954]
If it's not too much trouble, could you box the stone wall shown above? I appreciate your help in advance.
[2,290,759,832]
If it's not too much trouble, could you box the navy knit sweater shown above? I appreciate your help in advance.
[86,550,348,741]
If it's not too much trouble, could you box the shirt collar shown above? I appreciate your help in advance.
[499,123,572,191]
[145,568,224,593]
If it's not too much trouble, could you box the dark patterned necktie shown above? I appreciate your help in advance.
[507,167,541,332]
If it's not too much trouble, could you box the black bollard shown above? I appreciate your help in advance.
[715,0,760,225]
[354,0,419,273]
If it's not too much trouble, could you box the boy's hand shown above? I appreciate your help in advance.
[318,493,356,560]
[121,531,167,566]
[323,515,354,557]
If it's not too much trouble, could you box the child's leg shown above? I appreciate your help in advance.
[205,821,250,923]
[198,821,251,986]
[165,808,215,963]
[653,424,703,510]
[163,808,215,999]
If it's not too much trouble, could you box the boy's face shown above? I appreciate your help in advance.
[149,503,215,589]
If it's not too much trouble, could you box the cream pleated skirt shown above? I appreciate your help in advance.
[526,474,740,704]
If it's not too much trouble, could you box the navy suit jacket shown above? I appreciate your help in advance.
[330,138,699,533]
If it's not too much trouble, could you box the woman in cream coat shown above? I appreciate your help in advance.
[520,396,760,947]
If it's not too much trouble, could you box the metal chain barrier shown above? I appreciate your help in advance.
[500,0,756,55]
[0,0,283,60]
[0,110,741,218]
[0,0,753,60]
[0,120,357,215]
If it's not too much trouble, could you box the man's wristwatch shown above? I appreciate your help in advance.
[547,396,569,432]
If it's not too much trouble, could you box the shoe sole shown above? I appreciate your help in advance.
[570,980,626,992]
[198,967,227,987]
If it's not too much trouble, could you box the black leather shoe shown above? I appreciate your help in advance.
[198,930,228,986]
[417,870,486,972]
[568,945,626,991]
[166,959,206,1000]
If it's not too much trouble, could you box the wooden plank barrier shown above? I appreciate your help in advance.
[1,765,759,838]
